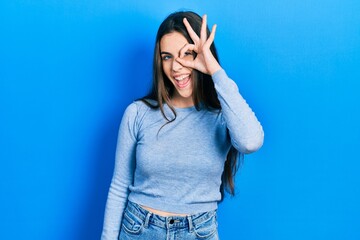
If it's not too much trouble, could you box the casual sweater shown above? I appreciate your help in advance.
[101,69,264,240]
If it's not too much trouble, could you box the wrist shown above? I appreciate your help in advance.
[208,63,222,75]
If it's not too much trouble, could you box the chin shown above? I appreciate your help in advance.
[177,90,193,99]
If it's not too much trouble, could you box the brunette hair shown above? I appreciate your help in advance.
[140,11,242,199]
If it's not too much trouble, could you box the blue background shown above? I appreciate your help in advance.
[1,1,359,239]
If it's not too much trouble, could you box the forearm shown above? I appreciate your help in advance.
[101,179,130,240]
[212,69,264,153]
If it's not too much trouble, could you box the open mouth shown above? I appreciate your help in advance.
[174,74,191,89]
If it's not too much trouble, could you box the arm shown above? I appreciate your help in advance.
[101,103,138,240]
[212,69,264,153]
[176,14,263,153]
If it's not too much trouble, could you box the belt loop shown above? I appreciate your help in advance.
[144,212,152,228]
[187,215,193,233]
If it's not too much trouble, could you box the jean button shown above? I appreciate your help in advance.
[169,219,174,224]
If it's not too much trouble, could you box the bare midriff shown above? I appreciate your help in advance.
[140,205,188,217]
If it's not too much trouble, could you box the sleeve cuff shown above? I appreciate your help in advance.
[211,68,227,83]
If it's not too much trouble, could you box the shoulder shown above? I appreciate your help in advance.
[132,99,158,113]
[123,99,159,121]
[125,99,155,112]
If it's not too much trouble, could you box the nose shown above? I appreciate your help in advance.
[172,58,183,72]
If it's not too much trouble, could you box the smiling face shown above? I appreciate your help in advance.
[160,31,194,107]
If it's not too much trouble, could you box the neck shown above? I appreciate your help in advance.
[170,96,194,108]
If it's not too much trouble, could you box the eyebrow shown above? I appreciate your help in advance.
[160,51,172,55]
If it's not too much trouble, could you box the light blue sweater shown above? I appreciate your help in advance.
[101,69,264,239]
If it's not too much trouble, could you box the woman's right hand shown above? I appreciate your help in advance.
[176,14,222,76]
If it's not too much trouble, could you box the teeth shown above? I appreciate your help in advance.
[174,75,189,81]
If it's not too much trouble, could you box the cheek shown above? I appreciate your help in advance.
[162,61,172,77]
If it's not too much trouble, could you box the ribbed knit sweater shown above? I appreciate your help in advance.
[101,69,264,240]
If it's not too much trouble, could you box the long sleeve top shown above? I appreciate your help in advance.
[101,69,264,240]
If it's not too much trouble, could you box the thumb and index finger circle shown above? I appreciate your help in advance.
[175,56,195,69]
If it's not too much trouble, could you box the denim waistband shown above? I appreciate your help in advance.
[125,201,217,230]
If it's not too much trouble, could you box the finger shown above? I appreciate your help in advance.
[204,24,217,49]
[179,43,196,58]
[176,57,195,69]
[200,14,207,43]
[183,18,200,43]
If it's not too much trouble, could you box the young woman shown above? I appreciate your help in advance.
[101,11,264,240]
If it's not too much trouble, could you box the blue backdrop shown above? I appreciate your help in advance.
[1,1,359,239]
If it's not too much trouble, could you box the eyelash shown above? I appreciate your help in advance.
[162,55,172,61]
[162,52,192,61]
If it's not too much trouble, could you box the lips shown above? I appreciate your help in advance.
[173,74,191,89]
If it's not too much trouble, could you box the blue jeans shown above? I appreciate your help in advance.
[119,201,219,240]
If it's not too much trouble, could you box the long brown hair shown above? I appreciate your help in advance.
[140,11,243,199]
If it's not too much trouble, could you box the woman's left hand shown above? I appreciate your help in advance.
[176,14,222,76]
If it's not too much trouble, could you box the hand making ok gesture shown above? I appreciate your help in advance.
[176,14,222,76]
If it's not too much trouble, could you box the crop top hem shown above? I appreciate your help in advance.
[128,194,218,215]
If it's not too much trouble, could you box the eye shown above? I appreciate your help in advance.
[183,51,193,58]
[162,55,172,61]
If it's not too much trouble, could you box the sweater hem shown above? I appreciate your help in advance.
[128,194,218,215]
